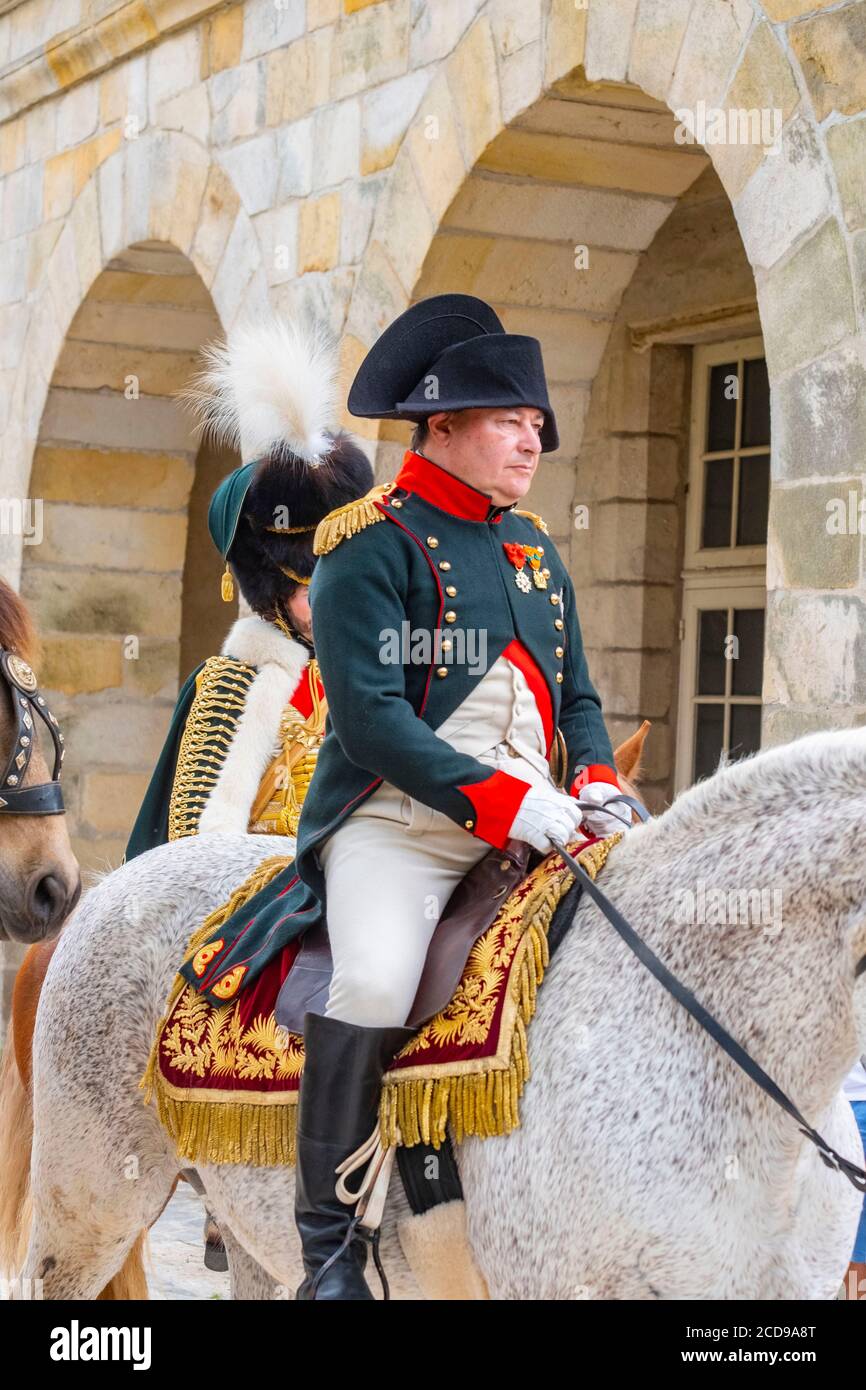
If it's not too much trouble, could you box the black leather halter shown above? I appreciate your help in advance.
[0,649,65,815]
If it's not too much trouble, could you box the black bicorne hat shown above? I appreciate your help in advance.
[347,293,559,453]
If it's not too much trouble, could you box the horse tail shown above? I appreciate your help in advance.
[0,1018,33,1276]
[97,1232,150,1300]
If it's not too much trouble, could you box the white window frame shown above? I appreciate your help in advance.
[676,336,768,792]
[684,336,769,573]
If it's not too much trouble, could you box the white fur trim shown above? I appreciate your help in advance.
[197,620,311,835]
[397,1201,490,1300]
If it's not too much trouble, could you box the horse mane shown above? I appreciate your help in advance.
[0,578,36,666]
[656,724,866,843]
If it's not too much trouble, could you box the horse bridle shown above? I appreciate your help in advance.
[555,795,866,1194]
[0,648,65,815]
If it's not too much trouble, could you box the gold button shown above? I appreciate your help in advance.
[550,594,560,606]
[444,610,457,623]
[499,860,511,871]
[555,646,564,657]
[555,672,563,683]
[438,560,451,571]
[436,667,448,678]
[445,585,457,597]
[464,819,474,830]
[554,618,563,630]
[440,639,452,651]
[391,499,403,508]
[427,536,439,548]
[542,568,550,578]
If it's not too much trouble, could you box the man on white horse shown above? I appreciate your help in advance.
[175,294,632,1299]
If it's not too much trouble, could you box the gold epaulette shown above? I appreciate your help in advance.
[313,483,396,555]
[514,508,550,536]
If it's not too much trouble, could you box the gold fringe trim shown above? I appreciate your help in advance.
[139,854,293,1113]
[152,1090,298,1167]
[313,483,395,555]
[513,508,550,536]
[377,832,622,1151]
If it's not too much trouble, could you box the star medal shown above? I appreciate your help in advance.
[523,544,548,589]
[503,542,532,592]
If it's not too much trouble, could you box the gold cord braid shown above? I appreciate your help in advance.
[167,657,258,842]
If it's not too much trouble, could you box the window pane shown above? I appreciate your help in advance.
[741,357,770,448]
[736,453,770,546]
[731,609,765,696]
[694,703,724,781]
[702,458,733,548]
[697,610,728,695]
[729,704,762,762]
[707,362,738,451]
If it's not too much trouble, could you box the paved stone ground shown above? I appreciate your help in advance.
[146,1184,230,1301]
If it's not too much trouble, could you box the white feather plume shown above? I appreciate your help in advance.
[180,314,340,464]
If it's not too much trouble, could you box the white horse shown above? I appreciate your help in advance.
[2,726,865,1299]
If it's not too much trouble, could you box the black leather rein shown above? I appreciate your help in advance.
[552,802,866,1194]
[0,648,65,815]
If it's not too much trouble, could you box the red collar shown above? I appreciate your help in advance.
[392,450,516,523]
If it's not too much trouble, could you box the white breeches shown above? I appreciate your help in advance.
[318,652,562,1026]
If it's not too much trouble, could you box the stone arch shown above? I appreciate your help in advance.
[11,128,269,869]
[4,128,269,586]
[343,0,865,782]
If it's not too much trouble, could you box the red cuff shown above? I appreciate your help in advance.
[456,769,532,850]
[570,763,620,797]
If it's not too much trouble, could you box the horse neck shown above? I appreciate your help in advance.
[595,833,860,1133]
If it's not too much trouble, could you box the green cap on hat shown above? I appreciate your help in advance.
[207,461,257,603]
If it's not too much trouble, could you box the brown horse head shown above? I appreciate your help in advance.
[0,579,80,941]
[613,719,651,821]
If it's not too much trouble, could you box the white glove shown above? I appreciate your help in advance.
[577,781,632,837]
[508,782,585,854]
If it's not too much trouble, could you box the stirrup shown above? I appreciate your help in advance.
[306,1215,392,1300]
[334,1121,400,1231]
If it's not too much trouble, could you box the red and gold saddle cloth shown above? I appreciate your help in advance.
[140,834,621,1167]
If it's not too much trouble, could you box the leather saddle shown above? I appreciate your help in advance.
[275,838,533,1034]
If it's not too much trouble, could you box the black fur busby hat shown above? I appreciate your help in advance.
[184,316,374,620]
[347,293,559,452]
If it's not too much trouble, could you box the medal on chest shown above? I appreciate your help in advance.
[503,541,549,591]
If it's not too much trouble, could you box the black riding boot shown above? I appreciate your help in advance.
[294,1011,414,1301]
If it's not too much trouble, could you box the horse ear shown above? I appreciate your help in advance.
[614,720,651,784]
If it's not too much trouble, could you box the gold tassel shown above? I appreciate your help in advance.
[313,483,395,555]
[221,563,234,602]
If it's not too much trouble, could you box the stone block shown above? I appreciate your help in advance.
[20,566,183,639]
[478,127,706,198]
[758,217,855,379]
[763,589,866,707]
[32,443,193,508]
[827,117,866,233]
[39,633,125,695]
[544,0,588,85]
[147,27,201,117]
[218,134,278,215]
[709,22,801,200]
[240,0,304,61]
[340,174,383,264]
[361,68,430,173]
[627,0,694,102]
[80,769,152,835]
[312,100,361,187]
[253,202,300,285]
[669,0,755,113]
[789,5,866,120]
[772,344,866,483]
[121,638,180,699]
[210,60,262,144]
[298,192,341,272]
[276,116,315,198]
[331,0,410,100]
[192,160,242,281]
[446,17,500,166]
[409,0,485,67]
[372,151,432,292]
[734,113,830,271]
[767,479,860,590]
[208,3,244,74]
[37,503,187,573]
[405,71,467,223]
[265,30,331,126]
